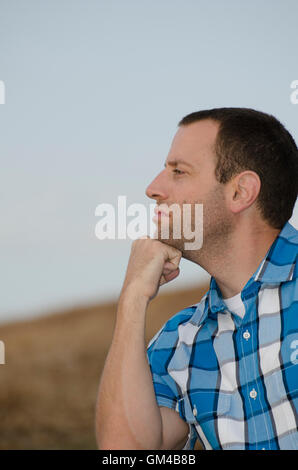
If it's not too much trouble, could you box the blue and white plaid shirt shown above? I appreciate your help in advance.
[147,221,298,450]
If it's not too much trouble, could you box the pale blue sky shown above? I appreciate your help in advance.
[0,0,298,323]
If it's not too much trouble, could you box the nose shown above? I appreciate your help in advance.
[145,170,168,201]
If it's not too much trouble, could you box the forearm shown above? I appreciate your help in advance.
[95,287,163,450]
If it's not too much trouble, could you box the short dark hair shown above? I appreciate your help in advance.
[178,108,298,229]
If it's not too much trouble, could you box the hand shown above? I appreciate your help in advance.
[121,236,182,301]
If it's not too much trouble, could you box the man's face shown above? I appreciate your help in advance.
[145,119,234,259]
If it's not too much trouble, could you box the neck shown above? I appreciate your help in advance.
[191,219,281,299]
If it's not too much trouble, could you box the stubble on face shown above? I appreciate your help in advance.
[154,183,235,265]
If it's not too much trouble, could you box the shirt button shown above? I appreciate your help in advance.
[249,388,257,399]
[243,330,250,341]
[193,405,197,417]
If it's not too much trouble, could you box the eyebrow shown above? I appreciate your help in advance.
[164,159,194,169]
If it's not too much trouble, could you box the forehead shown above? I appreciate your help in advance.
[167,119,219,168]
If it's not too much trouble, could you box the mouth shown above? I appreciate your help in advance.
[152,206,170,223]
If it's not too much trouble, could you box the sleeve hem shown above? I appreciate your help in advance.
[155,395,178,410]
[156,397,196,450]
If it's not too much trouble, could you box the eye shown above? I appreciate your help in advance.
[173,168,185,176]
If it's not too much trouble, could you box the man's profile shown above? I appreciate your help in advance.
[95,108,298,450]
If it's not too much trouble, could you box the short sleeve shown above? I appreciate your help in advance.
[147,337,197,450]
[146,308,199,450]
[182,424,197,450]
[146,330,179,412]
[146,309,197,414]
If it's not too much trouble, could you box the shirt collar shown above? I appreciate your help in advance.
[254,221,297,283]
[193,221,298,324]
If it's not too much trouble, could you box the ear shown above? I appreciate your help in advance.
[227,171,261,215]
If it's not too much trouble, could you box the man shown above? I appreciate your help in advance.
[96,108,298,450]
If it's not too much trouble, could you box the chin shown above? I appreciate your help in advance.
[157,236,186,253]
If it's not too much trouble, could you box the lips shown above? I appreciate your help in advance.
[154,206,170,217]
[152,205,170,224]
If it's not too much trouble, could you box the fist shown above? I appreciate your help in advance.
[121,236,182,301]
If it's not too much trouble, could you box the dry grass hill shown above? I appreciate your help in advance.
[0,284,208,449]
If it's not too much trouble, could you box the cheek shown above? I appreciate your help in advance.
[179,186,203,203]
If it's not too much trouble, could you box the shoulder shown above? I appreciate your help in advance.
[278,222,298,250]
[147,294,208,354]
[281,222,298,279]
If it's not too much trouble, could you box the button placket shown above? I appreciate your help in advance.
[238,310,271,449]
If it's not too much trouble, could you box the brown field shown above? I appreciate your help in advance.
[0,284,208,449]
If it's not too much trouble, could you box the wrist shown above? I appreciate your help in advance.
[115,285,149,331]
[119,281,151,305]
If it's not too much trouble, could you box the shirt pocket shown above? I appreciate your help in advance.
[178,390,231,425]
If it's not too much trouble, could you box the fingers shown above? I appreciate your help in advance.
[132,235,182,289]
[163,254,181,275]
[163,261,176,272]
[164,245,182,268]
[137,235,182,267]
[160,267,180,286]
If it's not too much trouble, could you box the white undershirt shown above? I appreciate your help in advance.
[223,292,246,318]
